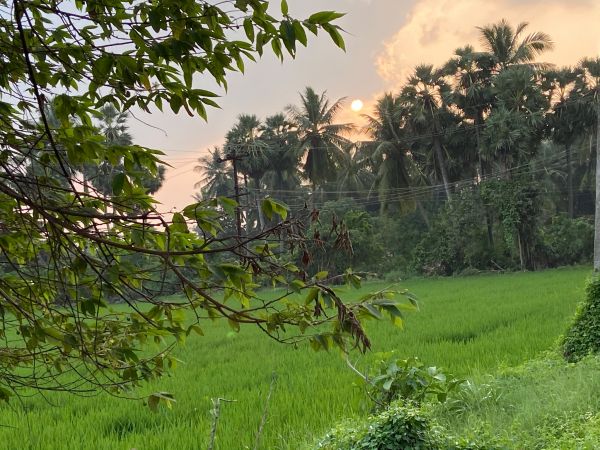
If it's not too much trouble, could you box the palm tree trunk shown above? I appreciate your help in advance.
[475,113,494,247]
[433,137,452,202]
[255,177,265,231]
[566,143,574,218]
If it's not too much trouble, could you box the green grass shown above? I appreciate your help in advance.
[433,354,600,449]
[0,266,590,450]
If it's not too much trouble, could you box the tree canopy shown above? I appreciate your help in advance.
[0,0,415,403]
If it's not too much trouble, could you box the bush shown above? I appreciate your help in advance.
[366,356,464,411]
[313,402,497,450]
[314,402,438,450]
[562,278,600,362]
[540,214,593,267]
[412,187,495,276]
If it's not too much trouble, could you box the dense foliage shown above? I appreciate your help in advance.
[563,278,600,362]
[0,0,423,402]
[195,21,600,278]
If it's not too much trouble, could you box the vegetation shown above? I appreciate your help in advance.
[0,267,587,449]
[0,0,422,404]
[2,1,600,448]
[195,20,599,278]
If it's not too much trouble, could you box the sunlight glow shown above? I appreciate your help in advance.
[351,99,364,112]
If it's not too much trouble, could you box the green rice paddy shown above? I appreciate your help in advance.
[0,266,590,450]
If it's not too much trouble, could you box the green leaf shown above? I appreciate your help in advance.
[315,271,328,281]
[307,11,345,25]
[243,18,254,41]
[281,0,289,15]
[227,318,240,332]
[322,24,345,51]
[261,198,288,221]
[170,212,189,233]
[293,20,308,46]
[112,173,126,196]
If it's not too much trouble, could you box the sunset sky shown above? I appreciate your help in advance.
[128,0,600,212]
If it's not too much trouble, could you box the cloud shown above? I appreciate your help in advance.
[375,0,600,88]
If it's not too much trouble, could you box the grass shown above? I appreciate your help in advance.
[0,266,590,450]
[433,354,600,448]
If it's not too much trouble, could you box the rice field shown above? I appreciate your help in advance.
[0,266,590,450]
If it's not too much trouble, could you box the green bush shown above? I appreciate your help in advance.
[366,356,464,411]
[313,402,497,450]
[540,214,593,267]
[412,188,495,276]
[562,278,600,362]
[314,402,438,450]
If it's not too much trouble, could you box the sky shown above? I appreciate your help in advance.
[127,0,600,212]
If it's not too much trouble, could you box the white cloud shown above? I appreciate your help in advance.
[375,0,600,88]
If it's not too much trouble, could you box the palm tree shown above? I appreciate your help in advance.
[260,113,303,204]
[477,19,553,72]
[445,45,496,179]
[194,146,234,199]
[545,67,582,217]
[225,114,269,231]
[400,65,455,201]
[574,57,600,270]
[287,87,353,203]
[482,66,548,174]
[335,143,374,201]
[361,93,414,214]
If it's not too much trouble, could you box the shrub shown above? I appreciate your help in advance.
[314,402,438,450]
[540,214,593,267]
[562,278,600,362]
[366,356,464,411]
[313,402,498,450]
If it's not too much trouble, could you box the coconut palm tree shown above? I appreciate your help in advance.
[260,113,303,204]
[361,93,415,214]
[194,146,234,199]
[477,19,554,72]
[335,143,374,201]
[573,57,600,270]
[225,114,269,231]
[287,87,353,202]
[400,65,455,201]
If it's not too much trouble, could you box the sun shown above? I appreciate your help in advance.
[351,99,363,112]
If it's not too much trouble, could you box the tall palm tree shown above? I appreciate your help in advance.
[260,113,302,204]
[477,19,554,72]
[545,67,581,217]
[574,57,600,270]
[194,146,234,199]
[226,114,269,231]
[362,93,414,214]
[335,143,374,200]
[445,45,496,179]
[482,66,548,174]
[400,65,455,201]
[287,87,353,202]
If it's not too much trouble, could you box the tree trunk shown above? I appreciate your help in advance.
[567,143,574,218]
[517,230,525,271]
[475,114,494,248]
[255,177,265,232]
[594,100,600,271]
[416,200,430,230]
[433,137,452,202]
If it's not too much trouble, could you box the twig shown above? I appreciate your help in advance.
[253,373,277,450]
[208,397,236,450]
